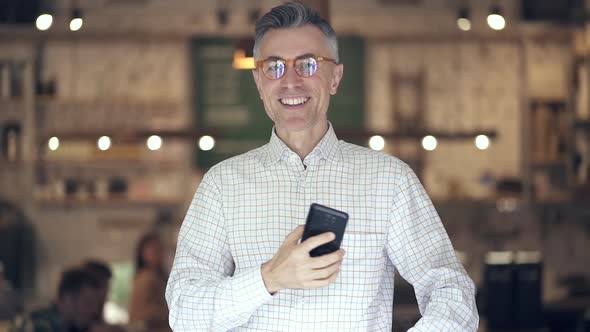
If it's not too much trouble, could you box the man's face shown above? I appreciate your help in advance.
[253,25,343,136]
[62,286,102,328]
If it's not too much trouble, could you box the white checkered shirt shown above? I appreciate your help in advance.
[166,124,479,331]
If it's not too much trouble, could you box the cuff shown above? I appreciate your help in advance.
[231,266,274,309]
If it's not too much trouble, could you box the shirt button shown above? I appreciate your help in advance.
[298,178,304,185]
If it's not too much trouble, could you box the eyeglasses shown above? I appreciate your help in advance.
[255,55,338,80]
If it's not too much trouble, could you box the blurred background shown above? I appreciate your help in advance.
[0,0,589,331]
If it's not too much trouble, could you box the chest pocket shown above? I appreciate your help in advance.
[340,232,386,286]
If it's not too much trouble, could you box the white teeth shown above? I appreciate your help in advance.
[280,97,309,105]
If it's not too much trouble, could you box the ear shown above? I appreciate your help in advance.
[329,63,344,95]
[252,69,263,99]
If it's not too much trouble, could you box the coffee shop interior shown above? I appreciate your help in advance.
[1,0,589,331]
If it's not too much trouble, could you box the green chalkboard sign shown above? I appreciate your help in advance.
[329,36,365,130]
[191,36,365,170]
[191,38,270,169]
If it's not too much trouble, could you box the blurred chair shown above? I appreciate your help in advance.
[514,251,543,329]
[484,251,515,331]
[392,270,420,331]
[484,250,544,331]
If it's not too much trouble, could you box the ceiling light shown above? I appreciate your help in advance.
[475,134,490,150]
[48,136,59,151]
[36,13,53,31]
[369,135,385,151]
[97,136,111,151]
[199,136,215,151]
[69,7,83,31]
[422,135,438,151]
[368,135,385,151]
[457,8,471,31]
[146,135,162,151]
[487,5,506,30]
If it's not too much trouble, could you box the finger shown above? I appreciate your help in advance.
[311,259,342,280]
[305,269,341,288]
[309,249,345,269]
[284,225,305,245]
[300,232,335,253]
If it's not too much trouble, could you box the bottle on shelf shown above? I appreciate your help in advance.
[1,124,21,162]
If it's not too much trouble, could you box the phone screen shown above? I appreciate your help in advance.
[301,203,349,257]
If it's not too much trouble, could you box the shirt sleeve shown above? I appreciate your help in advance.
[386,163,479,331]
[165,171,273,331]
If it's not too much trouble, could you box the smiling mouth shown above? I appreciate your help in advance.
[279,97,310,106]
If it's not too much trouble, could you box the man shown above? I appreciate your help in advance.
[82,260,126,332]
[11,267,103,332]
[82,260,112,323]
[166,2,479,331]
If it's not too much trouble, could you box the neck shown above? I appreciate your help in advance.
[276,122,329,160]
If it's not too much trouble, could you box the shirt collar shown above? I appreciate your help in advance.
[266,122,342,165]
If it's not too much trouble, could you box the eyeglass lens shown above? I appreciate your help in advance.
[262,57,319,79]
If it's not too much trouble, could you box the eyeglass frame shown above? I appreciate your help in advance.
[255,54,338,80]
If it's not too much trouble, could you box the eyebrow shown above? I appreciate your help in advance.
[263,55,283,61]
[262,53,317,61]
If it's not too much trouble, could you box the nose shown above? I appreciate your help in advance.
[279,63,303,89]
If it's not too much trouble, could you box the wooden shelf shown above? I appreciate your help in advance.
[36,127,500,143]
[534,201,590,223]
[530,160,568,168]
[36,97,183,108]
[38,129,194,141]
[0,99,27,121]
[35,197,184,209]
[0,160,24,167]
[336,129,498,141]
[41,159,185,170]
[38,98,191,139]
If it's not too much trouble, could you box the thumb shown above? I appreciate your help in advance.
[284,225,305,245]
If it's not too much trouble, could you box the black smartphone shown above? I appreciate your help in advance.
[301,203,349,257]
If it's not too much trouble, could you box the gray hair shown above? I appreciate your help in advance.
[253,1,339,62]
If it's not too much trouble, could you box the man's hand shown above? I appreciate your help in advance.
[261,225,345,293]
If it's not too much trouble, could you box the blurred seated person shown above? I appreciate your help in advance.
[82,260,112,323]
[82,260,125,332]
[128,233,170,332]
[10,267,103,332]
[0,261,21,320]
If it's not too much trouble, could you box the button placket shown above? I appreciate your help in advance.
[297,167,306,192]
